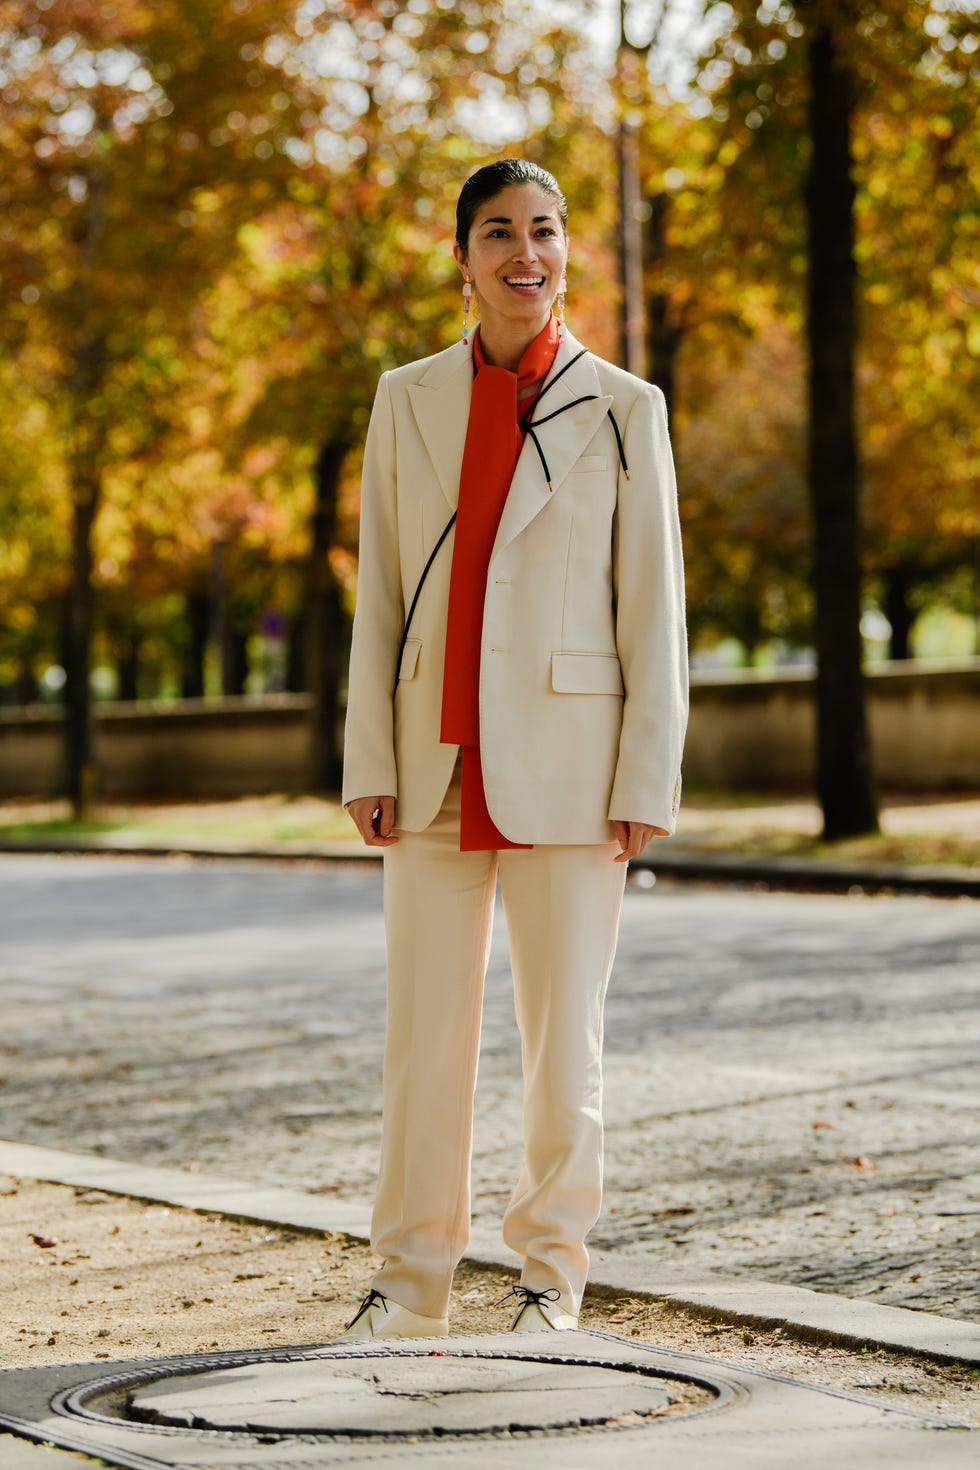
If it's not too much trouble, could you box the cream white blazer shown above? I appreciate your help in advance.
[341,330,689,844]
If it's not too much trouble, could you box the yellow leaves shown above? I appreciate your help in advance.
[186,405,212,444]
[192,189,223,214]
[242,445,279,477]
[14,594,44,637]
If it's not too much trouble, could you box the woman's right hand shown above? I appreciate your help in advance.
[345,795,399,847]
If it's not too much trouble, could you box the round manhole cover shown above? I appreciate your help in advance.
[128,1353,712,1436]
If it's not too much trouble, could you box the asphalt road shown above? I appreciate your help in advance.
[1,854,977,1321]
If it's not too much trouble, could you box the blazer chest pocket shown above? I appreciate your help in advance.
[399,638,421,681]
[551,651,624,696]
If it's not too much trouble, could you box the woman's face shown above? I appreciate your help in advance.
[454,183,568,338]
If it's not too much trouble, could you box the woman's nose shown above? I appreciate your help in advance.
[511,235,538,262]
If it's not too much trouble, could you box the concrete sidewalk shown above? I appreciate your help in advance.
[1,1141,978,1469]
[3,1140,978,1368]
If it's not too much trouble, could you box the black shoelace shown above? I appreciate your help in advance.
[345,1287,389,1330]
[493,1284,562,1322]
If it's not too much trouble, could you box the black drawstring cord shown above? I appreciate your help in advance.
[394,349,630,659]
[396,510,457,675]
[345,1288,389,1331]
[521,350,631,491]
[605,408,630,480]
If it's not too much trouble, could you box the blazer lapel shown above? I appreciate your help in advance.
[491,334,613,564]
[408,342,473,513]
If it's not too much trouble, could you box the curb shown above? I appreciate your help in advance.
[0,835,976,898]
[3,1140,978,1370]
[632,848,980,899]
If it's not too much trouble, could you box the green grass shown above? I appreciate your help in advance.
[0,795,355,845]
[0,792,976,868]
[681,827,979,871]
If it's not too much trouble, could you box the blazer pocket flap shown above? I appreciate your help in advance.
[399,638,422,680]
[551,652,624,696]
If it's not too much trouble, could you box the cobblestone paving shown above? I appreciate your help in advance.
[0,855,977,1321]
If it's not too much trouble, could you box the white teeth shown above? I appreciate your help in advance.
[505,276,544,286]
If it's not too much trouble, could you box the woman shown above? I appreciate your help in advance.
[340,159,687,1340]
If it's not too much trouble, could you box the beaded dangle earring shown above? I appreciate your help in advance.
[555,274,567,342]
[461,279,473,343]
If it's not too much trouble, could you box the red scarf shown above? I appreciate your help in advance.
[441,317,560,850]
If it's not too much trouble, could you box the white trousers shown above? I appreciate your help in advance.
[369,763,627,1319]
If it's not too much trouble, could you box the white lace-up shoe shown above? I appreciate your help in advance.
[499,1286,579,1332]
[335,1289,449,1343]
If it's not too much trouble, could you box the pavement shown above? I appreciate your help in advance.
[0,1144,978,1467]
[3,857,978,1319]
[3,1331,977,1469]
[0,845,977,1465]
[1,1139,978,1366]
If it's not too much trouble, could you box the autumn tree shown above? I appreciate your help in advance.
[0,0,331,809]
[195,1,617,788]
[2,0,615,797]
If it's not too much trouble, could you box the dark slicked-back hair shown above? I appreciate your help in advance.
[455,159,567,250]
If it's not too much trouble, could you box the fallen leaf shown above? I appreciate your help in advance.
[30,1234,57,1249]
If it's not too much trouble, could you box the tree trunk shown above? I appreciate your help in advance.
[15,660,40,707]
[305,439,350,791]
[117,630,141,701]
[64,137,108,818]
[226,623,249,696]
[884,562,915,660]
[616,117,646,376]
[182,588,209,699]
[643,192,683,414]
[65,466,99,813]
[65,333,106,814]
[286,610,307,693]
[805,19,879,838]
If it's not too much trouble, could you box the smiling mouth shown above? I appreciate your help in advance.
[504,275,546,292]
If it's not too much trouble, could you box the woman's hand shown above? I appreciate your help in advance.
[611,821,669,863]
[346,795,400,847]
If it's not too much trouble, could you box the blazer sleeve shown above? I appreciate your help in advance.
[607,383,689,832]
[341,371,404,805]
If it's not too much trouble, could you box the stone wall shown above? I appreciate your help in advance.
[1,661,977,799]
[0,695,313,799]
[682,660,979,790]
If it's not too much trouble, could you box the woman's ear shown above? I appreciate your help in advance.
[453,241,468,277]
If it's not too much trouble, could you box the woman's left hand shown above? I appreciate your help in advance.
[611,821,669,863]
